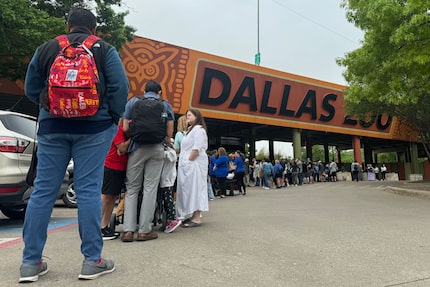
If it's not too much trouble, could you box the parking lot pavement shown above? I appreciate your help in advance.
[2,181,430,287]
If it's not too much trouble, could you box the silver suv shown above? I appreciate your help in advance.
[0,110,74,219]
[0,111,37,219]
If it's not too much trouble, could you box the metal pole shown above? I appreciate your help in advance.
[257,0,260,54]
[255,0,261,65]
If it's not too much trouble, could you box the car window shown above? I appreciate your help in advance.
[0,114,37,138]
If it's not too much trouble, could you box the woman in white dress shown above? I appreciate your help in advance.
[176,109,208,227]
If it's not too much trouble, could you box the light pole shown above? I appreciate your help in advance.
[255,0,261,66]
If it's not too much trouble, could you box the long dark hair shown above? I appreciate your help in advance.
[187,108,207,133]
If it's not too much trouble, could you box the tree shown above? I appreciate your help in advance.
[337,1,430,159]
[0,0,135,81]
[0,0,65,80]
[255,148,267,161]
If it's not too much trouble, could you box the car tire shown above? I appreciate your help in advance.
[63,179,77,208]
[1,206,26,220]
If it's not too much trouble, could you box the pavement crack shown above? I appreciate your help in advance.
[383,276,430,286]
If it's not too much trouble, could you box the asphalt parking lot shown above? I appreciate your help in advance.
[1,180,430,287]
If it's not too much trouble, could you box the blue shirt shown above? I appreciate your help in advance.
[213,155,229,178]
[233,156,245,173]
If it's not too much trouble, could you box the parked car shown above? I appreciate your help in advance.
[0,110,73,220]
[63,160,76,208]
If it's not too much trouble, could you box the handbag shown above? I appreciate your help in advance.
[26,146,38,186]
[226,172,235,180]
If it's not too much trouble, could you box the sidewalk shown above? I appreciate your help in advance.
[384,180,430,199]
[2,181,430,287]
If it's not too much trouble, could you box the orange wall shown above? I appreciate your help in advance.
[121,35,417,142]
[1,35,418,143]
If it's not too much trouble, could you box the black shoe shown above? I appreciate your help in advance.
[101,226,119,241]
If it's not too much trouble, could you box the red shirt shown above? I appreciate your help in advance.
[104,125,128,171]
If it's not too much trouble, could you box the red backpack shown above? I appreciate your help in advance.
[47,35,101,118]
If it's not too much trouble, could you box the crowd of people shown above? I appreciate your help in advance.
[17,7,389,284]
[243,158,340,189]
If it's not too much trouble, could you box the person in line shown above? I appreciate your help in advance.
[207,156,215,201]
[233,150,247,195]
[121,80,174,242]
[367,164,376,181]
[244,158,251,187]
[328,160,338,182]
[249,158,255,184]
[176,109,209,227]
[174,115,187,155]
[253,159,261,187]
[273,159,284,188]
[351,160,360,182]
[161,141,182,234]
[374,165,380,181]
[291,160,299,186]
[20,7,128,282]
[261,158,273,190]
[101,119,130,240]
[284,161,292,187]
[213,147,229,198]
[209,149,219,197]
[312,161,320,183]
[381,163,387,181]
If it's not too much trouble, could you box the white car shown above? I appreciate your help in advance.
[0,110,73,220]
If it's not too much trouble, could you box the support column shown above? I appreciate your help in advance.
[323,142,329,163]
[410,142,419,174]
[305,132,313,160]
[250,128,256,159]
[337,148,342,164]
[269,139,274,161]
[363,141,373,164]
[352,136,362,163]
[292,129,301,160]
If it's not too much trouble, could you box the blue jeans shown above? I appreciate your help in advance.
[263,172,270,188]
[22,124,116,264]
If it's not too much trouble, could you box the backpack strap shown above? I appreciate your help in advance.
[56,35,70,49]
[82,35,101,49]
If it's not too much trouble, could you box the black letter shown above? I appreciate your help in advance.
[343,115,357,126]
[376,115,392,130]
[279,85,295,117]
[229,76,258,111]
[199,68,231,106]
[319,93,337,122]
[359,115,375,128]
[296,90,317,120]
[259,81,277,114]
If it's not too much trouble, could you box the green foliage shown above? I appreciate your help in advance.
[0,0,135,81]
[377,152,397,164]
[255,148,267,161]
[340,150,354,163]
[0,0,65,80]
[95,0,135,49]
[338,0,430,159]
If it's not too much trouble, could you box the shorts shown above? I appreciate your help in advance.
[102,167,126,196]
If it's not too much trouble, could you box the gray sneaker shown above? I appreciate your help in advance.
[19,261,48,283]
[78,258,115,280]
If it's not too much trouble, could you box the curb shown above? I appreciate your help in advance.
[384,187,430,199]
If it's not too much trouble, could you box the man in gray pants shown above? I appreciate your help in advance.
[121,80,174,242]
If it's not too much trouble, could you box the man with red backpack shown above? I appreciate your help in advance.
[21,8,128,283]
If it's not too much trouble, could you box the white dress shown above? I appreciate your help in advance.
[176,125,208,218]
